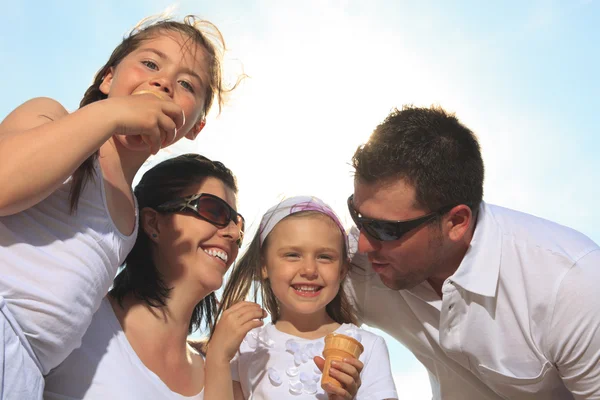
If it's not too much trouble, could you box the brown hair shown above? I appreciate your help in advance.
[352,105,484,213]
[70,15,235,212]
[213,211,358,338]
[110,153,238,334]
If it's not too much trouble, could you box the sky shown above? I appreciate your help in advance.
[1,0,599,398]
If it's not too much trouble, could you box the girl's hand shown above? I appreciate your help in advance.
[207,301,266,365]
[106,91,185,154]
[314,356,364,400]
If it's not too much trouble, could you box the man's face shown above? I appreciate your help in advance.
[352,178,447,290]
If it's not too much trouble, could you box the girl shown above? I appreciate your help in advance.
[213,196,398,400]
[44,154,263,399]
[0,15,234,399]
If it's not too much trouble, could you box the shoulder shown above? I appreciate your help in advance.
[0,97,68,134]
[485,203,598,262]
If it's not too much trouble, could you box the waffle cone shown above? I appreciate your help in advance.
[321,333,364,388]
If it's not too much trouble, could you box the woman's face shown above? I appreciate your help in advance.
[153,177,240,295]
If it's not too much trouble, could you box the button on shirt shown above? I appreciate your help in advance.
[346,202,600,399]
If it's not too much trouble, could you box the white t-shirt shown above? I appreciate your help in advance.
[0,161,138,374]
[347,201,600,400]
[231,322,398,400]
[44,297,204,400]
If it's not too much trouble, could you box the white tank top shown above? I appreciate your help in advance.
[0,161,138,374]
[44,297,205,400]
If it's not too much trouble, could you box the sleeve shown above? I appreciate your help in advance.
[546,249,600,399]
[356,335,399,400]
[230,350,241,382]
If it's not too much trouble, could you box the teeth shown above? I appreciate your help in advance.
[293,285,320,292]
[204,248,228,263]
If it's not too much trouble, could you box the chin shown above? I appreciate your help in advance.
[114,135,149,152]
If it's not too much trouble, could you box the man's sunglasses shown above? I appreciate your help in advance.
[156,193,245,247]
[347,194,456,242]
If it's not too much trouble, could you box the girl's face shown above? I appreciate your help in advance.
[152,177,240,295]
[100,30,210,149]
[262,214,347,323]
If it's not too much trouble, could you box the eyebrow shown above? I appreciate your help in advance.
[139,48,205,84]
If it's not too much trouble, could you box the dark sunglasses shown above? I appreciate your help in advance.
[156,193,245,247]
[347,194,456,242]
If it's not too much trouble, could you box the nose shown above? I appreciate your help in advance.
[219,220,242,245]
[357,229,381,254]
[149,75,173,97]
[300,259,318,279]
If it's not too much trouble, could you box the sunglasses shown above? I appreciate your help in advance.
[347,194,456,242]
[157,193,245,247]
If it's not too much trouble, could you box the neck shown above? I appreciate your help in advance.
[427,220,477,297]
[275,309,340,340]
[110,282,212,354]
[99,137,150,186]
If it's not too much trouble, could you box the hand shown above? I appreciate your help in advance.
[314,356,364,400]
[106,91,185,154]
[207,301,266,364]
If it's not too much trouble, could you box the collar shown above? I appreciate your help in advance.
[449,201,502,298]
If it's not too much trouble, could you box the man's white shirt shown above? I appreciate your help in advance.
[347,202,600,399]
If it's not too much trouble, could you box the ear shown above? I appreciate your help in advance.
[99,67,115,96]
[185,117,206,140]
[446,204,473,242]
[141,207,161,242]
[260,256,269,280]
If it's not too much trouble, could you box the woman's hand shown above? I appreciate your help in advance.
[314,356,364,399]
[207,301,266,365]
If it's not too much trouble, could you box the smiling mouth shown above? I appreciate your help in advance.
[203,248,228,263]
[290,284,323,297]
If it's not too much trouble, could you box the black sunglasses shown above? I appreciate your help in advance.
[156,193,245,247]
[347,194,456,242]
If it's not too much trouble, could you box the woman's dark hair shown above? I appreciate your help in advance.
[70,15,236,212]
[110,153,238,334]
[213,211,357,339]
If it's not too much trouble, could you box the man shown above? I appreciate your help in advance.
[346,105,599,399]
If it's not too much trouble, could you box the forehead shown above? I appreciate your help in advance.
[181,177,237,208]
[353,178,421,220]
[269,214,343,246]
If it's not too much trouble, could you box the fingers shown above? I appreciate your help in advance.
[313,356,325,372]
[161,102,185,132]
[157,112,177,147]
[323,358,364,399]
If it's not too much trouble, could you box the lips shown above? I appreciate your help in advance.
[290,284,323,298]
[202,247,229,264]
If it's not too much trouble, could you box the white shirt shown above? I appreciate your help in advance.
[0,161,138,374]
[347,202,600,400]
[231,322,398,399]
[44,297,204,400]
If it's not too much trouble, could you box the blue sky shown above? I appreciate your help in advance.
[2,1,599,397]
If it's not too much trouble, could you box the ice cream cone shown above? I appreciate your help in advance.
[321,333,364,388]
[134,90,169,101]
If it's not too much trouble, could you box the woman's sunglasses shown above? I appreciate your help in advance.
[347,194,456,242]
[156,193,245,247]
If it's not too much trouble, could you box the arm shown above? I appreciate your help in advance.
[0,94,182,216]
[204,302,265,400]
[0,98,115,215]
[546,249,600,399]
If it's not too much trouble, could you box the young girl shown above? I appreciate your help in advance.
[0,15,234,398]
[44,153,262,400]
[213,196,398,399]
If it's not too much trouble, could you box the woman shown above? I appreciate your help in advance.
[44,154,264,399]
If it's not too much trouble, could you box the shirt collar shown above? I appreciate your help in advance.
[449,201,501,298]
